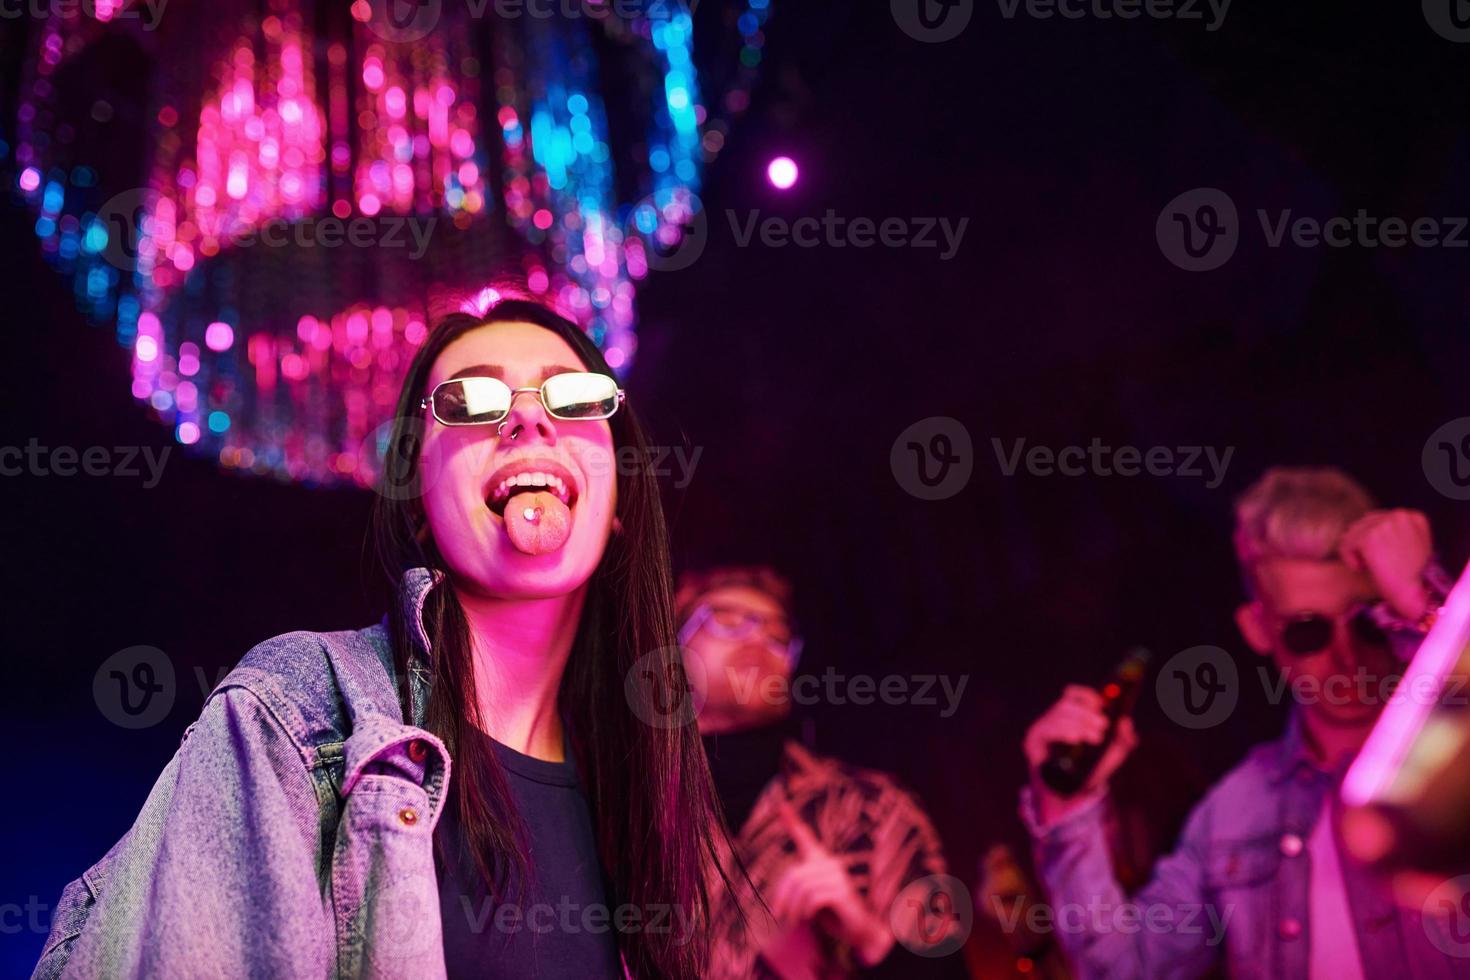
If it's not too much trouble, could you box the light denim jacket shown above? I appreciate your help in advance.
[34,567,459,979]
[1023,717,1470,980]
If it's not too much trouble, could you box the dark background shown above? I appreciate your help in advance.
[5,1,1470,974]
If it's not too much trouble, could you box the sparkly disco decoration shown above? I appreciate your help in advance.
[10,0,773,487]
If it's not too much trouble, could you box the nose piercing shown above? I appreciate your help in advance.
[497,422,522,441]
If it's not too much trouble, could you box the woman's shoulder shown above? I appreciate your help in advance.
[205,621,399,753]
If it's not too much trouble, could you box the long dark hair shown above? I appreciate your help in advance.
[368,288,728,977]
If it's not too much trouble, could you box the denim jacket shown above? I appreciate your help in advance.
[33,567,459,979]
[1022,717,1470,980]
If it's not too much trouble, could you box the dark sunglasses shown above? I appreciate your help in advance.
[1278,605,1388,656]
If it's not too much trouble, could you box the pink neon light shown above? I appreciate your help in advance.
[204,321,234,351]
[767,156,798,190]
[1342,559,1470,805]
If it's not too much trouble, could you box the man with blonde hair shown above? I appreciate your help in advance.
[1019,466,1463,979]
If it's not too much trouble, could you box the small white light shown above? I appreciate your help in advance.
[767,156,799,190]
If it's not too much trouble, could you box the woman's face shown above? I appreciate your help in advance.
[419,320,618,599]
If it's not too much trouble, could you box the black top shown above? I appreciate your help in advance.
[437,730,622,980]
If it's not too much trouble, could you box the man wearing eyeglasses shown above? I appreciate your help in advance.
[1020,466,1466,979]
[675,566,962,979]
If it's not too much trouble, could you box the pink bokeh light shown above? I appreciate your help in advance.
[767,156,798,190]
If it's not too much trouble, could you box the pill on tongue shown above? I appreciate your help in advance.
[504,490,571,555]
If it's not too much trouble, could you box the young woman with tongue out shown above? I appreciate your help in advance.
[366,295,735,979]
[34,293,733,980]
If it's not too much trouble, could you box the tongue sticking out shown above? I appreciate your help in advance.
[504,490,572,555]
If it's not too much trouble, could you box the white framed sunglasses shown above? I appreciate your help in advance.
[421,372,625,427]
